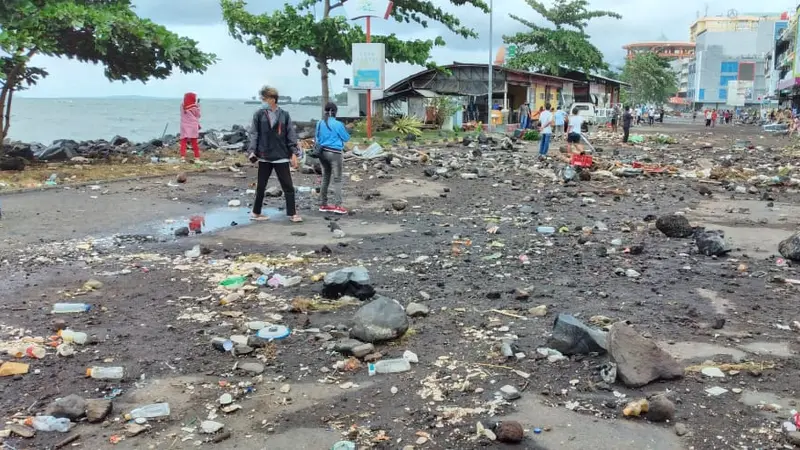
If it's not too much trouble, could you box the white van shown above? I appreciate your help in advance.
[569,102,597,125]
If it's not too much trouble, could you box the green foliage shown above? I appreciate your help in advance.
[649,133,676,144]
[299,92,348,105]
[392,115,423,137]
[621,53,678,105]
[503,0,621,75]
[427,96,458,127]
[522,129,541,141]
[220,0,489,106]
[0,0,217,141]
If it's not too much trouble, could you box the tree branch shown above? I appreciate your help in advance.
[330,0,348,11]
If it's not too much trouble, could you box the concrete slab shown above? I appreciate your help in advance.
[210,216,403,246]
[739,390,800,416]
[696,288,731,315]
[501,395,684,450]
[658,341,748,363]
[738,341,795,358]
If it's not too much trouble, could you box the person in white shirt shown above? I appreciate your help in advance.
[566,107,584,154]
[538,102,555,156]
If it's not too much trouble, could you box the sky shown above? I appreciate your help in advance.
[17,0,794,99]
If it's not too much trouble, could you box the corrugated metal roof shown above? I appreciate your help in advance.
[414,89,438,98]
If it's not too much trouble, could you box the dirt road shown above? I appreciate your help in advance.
[1,122,798,450]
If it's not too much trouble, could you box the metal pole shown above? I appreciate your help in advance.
[366,16,372,139]
[487,0,493,132]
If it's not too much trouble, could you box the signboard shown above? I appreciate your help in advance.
[352,43,385,90]
[507,45,517,59]
[343,0,393,19]
[726,80,746,106]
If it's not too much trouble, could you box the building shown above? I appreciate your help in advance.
[774,11,798,106]
[689,13,787,42]
[687,15,785,108]
[623,41,695,60]
[378,62,627,125]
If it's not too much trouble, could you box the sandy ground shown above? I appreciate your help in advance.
[0,121,799,450]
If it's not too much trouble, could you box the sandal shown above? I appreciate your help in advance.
[289,215,303,223]
[250,214,269,221]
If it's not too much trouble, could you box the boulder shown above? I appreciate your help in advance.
[46,394,86,420]
[546,314,607,355]
[406,302,430,318]
[655,214,694,238]
[495,421,524,443]
[36,140,79,161]
[695,230,730,256]
[779,232,800,261]
[85,399,113,423]
[0,156,26,171]
[350,296,409,343]
[646,394,675,422]
[110,135,129,146]
[322,266,375,300]
[607,323,683,387]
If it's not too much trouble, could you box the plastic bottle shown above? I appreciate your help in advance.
[86,366,124,380]
[368,358,411,376]
[124,403,171,420]
[24,416,71,432]
[51,303,91,314]
[59,329,88,345]
[536,226,556,234]
[25,345,46,359]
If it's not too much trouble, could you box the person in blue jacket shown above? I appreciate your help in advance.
[315,102,350,214]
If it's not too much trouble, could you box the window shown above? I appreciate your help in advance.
[720,61,738,72]
[698,89,705,100]
[719,89,728,100]
[719,75,737,86]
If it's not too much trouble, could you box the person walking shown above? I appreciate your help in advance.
[315,102,350,214]
[554,105,567,140]
[247,86,303,223]
[180,92,201,161]
[704,109,712,127]
[566,107,585,155]
[622,106,633,144]
[538,102,554,157]
[518,102,530,129]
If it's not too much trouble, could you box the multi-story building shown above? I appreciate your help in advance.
[689,13,786,42]
[687,15,787,108]
[774,12,798,107]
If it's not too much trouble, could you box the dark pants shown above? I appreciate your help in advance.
[253,161,296,216]
[539,133,551,155]
[622,126,630,143]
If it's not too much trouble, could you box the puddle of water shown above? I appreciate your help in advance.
[155,206,281,237]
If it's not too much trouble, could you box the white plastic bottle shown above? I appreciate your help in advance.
[51,303,91,313]
[86,366,124,380]
[368,358,411,375]
[125,403,171,420]
[59,329,88,344]
[25,416,71,432]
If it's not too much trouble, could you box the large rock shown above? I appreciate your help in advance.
[46,394,86,420]
[322,266,375,300]
[655,214,693,238]
[36,140,79,161]
[696,230,730,256]
[607,323,683,387]
[779,232,800,261]
[350,296,409,343]
[546,314,607,355]
[85,399,113,423]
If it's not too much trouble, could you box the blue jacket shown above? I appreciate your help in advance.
[315,118,350,151]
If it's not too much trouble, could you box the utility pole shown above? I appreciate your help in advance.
[487,0,493,132]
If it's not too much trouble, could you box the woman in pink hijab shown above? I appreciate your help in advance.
[180,92,201,160]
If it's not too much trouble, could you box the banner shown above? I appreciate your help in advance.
[352,43,385,90]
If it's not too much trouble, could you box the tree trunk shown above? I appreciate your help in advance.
[2,87,13,143]
[0,49,37,144]
[0,86,8,145]
[319,58,331,111]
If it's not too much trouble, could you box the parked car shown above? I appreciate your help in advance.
[569,102,597,126]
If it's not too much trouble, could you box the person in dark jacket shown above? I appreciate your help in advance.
[247,86,303,223]
[622,106,633,144]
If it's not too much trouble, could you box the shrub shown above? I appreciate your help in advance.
[522,130,540,141]
[392,115,423,137]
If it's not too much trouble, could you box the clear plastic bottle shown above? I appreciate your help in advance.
[124,403,171,420]
[368,358,411,376]
[536,226,556,234]
[51,303,91,313]
[24,416,71,432]
[86,366,124,380]
[59,329,88,344]
[25,345,46,359]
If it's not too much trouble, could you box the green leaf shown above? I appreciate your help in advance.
[620,52,678,105]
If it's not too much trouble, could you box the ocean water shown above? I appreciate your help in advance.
[7,98,324,145]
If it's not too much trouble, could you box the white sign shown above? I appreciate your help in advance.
[727,80,745,106]
[352,43,385,90]
[343,0,393,20]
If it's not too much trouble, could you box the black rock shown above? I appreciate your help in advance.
[655,214,693,238]
[110,135,129,146]
[779,231,800,261]
[322,266,375,300]
[546,313,607,355]
[695,230,730,256]
[174,227,190,237]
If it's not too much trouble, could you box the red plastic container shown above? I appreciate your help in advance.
[189,215,204,233]
[569,154,593,168]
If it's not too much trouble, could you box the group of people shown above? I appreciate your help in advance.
[178,86,350,224]
[696,109,734,127]
[518,103,586,157]
[629,105,665,126]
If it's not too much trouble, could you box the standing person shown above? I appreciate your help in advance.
[705,109,712,127]
[247,86,303,223]
[180,92,201,161]
[622,106,633,144]
[518,102,530,130]
[611,105,619,133]
[648,106,655,126]
[658,108,664,124]
[530,106,544,128]
[538,102,554,157]
[692,110,697,123]
[711,109,717,128]
[566,107,585,155]
[315,102,350,214]
[554,105,567,140]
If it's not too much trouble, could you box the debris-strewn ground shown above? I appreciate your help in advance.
[1,121,800,450]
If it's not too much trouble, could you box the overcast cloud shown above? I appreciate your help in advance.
[18,0,793,99]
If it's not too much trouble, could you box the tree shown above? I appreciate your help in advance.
[503,0,621,75]
[0,0,217,143]
[621,52,677,106]
[220,0,489,108]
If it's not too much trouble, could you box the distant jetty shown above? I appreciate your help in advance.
[243,95,297,105]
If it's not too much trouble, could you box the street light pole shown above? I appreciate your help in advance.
[487,0,493,132]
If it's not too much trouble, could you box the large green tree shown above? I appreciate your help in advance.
[621,52,678,105]
[0,0,217,143]
[220,0,489,108]
[503,0,621,75]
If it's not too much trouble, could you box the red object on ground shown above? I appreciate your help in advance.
[570,154,593,168]
[189,215,204,232]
